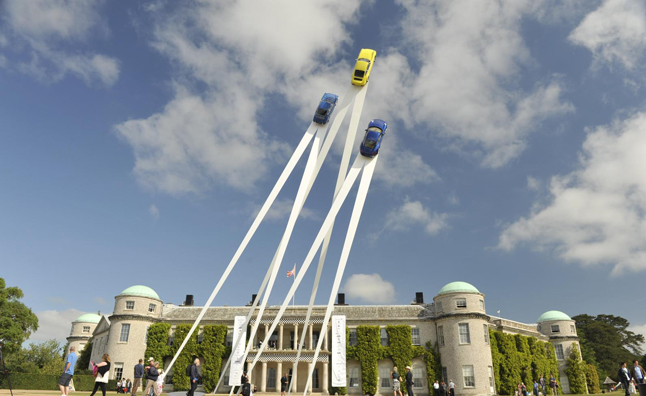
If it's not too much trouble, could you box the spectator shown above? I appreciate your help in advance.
[187,358,201,396]
[57,346,77,396]
[448,380,455,396]
[89,354,111,396]
[539,375,546,396]
[391,367,403,396]
[433,380,440,396]
[143,361,160,396]
[405,366,414,396]
[631,360,645,385]
[533,380,539,396]
[619,362,632,396]
[132,359,145,395]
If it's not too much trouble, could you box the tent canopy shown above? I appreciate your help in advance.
[603,377,617,385]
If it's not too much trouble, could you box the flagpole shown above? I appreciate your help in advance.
[292,264,296,307]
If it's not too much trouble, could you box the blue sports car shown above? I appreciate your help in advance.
[313,93,339,124]
[359,119,387,157]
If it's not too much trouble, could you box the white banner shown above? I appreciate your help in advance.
[331,315,346,387]
[229,316,247,386]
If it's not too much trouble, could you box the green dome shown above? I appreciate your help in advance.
[437,281,480,295]
[74,313,101,323]
[119,285,160,300]
[537,310,571,322]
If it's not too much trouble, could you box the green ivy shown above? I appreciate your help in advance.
[199,325,229,393]
[565,344,587,394]
[585,363,600,394]
[77,340,93,371]
[350,326,381,395]
[144,322,171,367]
[171,324,199,391]
[490,330,560,395]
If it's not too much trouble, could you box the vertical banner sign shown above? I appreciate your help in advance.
[331,315,346,387]
[229,316,247,386]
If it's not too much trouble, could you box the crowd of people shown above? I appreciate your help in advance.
[616,360,645,395]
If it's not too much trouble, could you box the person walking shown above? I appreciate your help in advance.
[619,362,632,396]
[280,372,288,396]
[89,354,111,396]
[187,358,200,396]
[433,380,440,396]
[405,366,414,396]
[440,381,447,396]
[549,375,556,396]
[533,380,539,396]
[631,360,646,385]
[392,367,403,396]
[58,346,77,396]
[242,377,252,396]
[132,359,144,396]
[539,375,546,396]
[143,361,160,396]
[448,380,455,396]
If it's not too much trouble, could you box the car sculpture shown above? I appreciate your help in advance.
[351,48,377,86]
[313,93,339,124]
[359,119,387,157]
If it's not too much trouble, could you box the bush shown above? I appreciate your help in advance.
[585,363,600,394]
[171,324,199,391]
[566,345,588,394]
[200,324,229,393]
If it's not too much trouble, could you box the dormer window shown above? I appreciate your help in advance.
[148,303,156,313]
[456,298,467,308]
[125,301,135,310]
[82,326,91,333]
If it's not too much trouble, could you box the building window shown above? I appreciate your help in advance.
[313,331,320,347]
[462,365,475,387]
[537,325,542,332]
[119,324,130,342]
[479,300,485,310]
[226,331,233,347]
[114,363,124,380]
[570,325,575,333]
[488,366,495,392]
[438,326,445,347]
[349,329,358,346]
[381,328,389,346]
[456,298,467,308]
[484,324,490,344]
[312,368,319,389]
[349,367,359,387]
[442,367,448,383]
[412,328,421,346]
[125,301,135,310]
[148,303,156,313]
[267,368,276,389]
[436,301,443,313]
[145,325,150,345]
[551,325,560,333]
[380,368,391,388]
[459,323,470,344]
[555,344,564,360]
[82,326,91,333]
[290,331,295,349]
[413,367,423,388]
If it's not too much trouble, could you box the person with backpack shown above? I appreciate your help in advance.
[242,377,252,396]
[186,358,200,396]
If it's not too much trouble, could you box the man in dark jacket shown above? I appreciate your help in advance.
[242,377,251,396]
[132,359,145,396]
[618,362,632,396]
[143,362,159,396]
[187,358,200,396]
[405,366,414,396]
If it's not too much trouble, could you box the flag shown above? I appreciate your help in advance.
[497,310,501,314]
[287,265,296,278]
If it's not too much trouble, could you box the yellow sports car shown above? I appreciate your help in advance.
[351,48,377,86]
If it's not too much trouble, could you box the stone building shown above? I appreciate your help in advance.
[68,282,580,395]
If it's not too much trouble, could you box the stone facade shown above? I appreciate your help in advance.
[68,283,580,396]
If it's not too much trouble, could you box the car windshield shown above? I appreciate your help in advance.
[364,139,377,149]
[363,131,380,148]
[359,58,371,63]
[367,126,382,133]
[325,98,335,104]
[316,108,328,116]
[354,70,365,78]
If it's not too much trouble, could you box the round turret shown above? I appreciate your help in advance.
[66,313,102,358]
[536,310,579,394]
[433,282,492,396]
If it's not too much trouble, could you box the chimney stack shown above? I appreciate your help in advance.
[415,292,424,304]
[335,293,346,305]
[184,295,194,306]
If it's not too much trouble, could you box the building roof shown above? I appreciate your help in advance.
[119,285,160,300]
[537,310,571,322]
[437,281,480,295]
[74,313,102,323]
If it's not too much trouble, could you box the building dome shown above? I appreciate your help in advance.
[74,313,102,323]
[437,281,480,295]
[119,285,160,300]
[537,310,571,322]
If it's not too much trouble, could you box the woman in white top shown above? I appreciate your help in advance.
[90,354,111,396]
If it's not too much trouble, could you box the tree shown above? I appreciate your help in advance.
[77,340,93,372]
[5,339,62,373]
[572,314,644,381]
[565,345,587,394]
[0,278,39,353]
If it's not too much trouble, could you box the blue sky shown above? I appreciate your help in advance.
[1,0,646,347]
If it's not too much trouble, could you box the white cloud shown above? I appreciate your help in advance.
[393,0,574,168]
[385,199,449,236]
[251,198,320,222]
[149,204,160,220]
[499,111,646,274]
[628,323,646,351]
[527,176,542,191]
[29,308,84,343]
[343,273,396,304]
[569,0,646,71]
[1,0,119,86]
